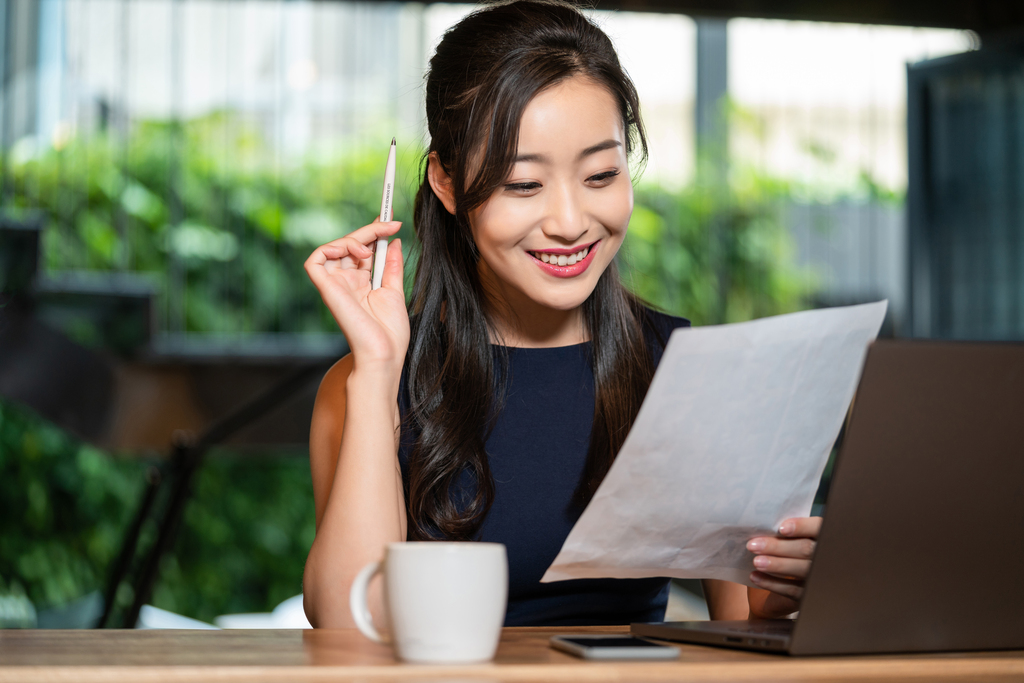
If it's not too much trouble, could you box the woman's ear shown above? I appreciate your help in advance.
[427,152,457,215]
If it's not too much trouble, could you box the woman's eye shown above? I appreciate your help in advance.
[587,169,620,185]
[504,181,542,194]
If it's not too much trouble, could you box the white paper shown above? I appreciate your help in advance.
[541,301,887,586]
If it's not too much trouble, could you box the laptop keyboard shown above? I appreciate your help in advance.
[724,622,794,637]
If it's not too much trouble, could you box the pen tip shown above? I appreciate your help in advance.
[391,137,396,145]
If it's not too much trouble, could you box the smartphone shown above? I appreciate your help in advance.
[549,634,680,660]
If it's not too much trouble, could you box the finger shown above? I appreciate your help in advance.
[340,240,374,260]
[316,240,374,266]
[325,223,401,271]
[305,238,372,274]
[305,245,329,270]
[380,238,405,293]
[341,220,402,249]
[306,262,376,333]
[307,223,401,270]
[337,237,376,270]
[750,572,803,601]
[777,516,822,538]
[752,555,812,580]
[747,536,816,560]
[304,245,371,302]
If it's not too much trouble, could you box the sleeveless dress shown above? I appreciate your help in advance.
[397,309,690,626]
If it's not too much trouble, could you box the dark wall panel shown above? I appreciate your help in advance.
[908,45,1024,340]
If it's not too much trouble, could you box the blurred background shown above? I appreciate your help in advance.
[0,0,1021,628]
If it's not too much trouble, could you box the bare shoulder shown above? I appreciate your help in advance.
[310,353,354,527]
[314,354,354,416]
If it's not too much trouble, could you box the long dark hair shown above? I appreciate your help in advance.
[405,0,656,540]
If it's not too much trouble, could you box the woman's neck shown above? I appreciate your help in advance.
[481,278,587,349]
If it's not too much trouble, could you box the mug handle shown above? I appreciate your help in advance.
[349,559,389,643]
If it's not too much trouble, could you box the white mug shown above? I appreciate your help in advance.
[349,542,508,663]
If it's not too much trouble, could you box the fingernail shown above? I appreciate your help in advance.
[779,521,795,535]
[746,538,766,552]
[753,556,770,569]
[750,572,762,583]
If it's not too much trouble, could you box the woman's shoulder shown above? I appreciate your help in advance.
[639,306,690,348]
[312,353,353,433]
[318,353,354,398]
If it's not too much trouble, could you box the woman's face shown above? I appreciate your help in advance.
[470,76,633,313]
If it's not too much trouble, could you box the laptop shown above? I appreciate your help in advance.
[632,339,1024,655]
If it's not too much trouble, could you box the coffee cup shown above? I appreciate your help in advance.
[349,542,508,663]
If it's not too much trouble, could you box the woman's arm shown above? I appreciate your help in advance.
[702,579,749,620]
[301,221,410,628]
[302,353,407,628]
[702,581,784,621]
[701,580,798,621]
[703,516,821,621]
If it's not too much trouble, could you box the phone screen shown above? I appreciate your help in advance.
[560,637,667,648]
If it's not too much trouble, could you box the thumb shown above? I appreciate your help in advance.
[381,238,405,294]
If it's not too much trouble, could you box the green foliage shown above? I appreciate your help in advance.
[6,110,813,333]
[5,112,421,335]
[0,399,144,610]
[0,397,314,623]
[151,452,315,624]
[625,166,813,326]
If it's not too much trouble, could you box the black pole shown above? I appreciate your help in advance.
[122,437,201,628]
[98,464,161,628]
[110,357,338,628]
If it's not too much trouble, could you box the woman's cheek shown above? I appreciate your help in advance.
[471,197,529,254]
[597,188,634,243]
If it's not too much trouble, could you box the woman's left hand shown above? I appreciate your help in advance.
[745,516,822,619]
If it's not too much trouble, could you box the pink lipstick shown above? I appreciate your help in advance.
[528,240,600,279]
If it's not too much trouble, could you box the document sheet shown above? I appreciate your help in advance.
[541,301,888,586]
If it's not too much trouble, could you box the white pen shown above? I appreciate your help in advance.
[371,137,397,290]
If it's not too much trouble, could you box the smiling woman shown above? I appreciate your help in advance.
[430,77,633,328]
[301,0,821,630]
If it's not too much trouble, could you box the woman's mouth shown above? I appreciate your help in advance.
[527,240,600,278]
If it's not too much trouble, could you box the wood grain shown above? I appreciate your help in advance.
[0,626,1021,682]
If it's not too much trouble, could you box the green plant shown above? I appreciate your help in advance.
[4,112,422,337]
[0,398,145,611]
[5,109,818,334]
[0,397,315,624]
[151,451,316,624]
[624,165,813,326]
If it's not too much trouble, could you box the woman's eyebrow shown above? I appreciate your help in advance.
[514,152,549,164]
[577,139,621,160]
[513,139,622,165]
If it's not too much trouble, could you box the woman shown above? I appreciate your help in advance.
[303,0,820,628]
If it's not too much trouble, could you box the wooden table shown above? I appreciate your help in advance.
[1,626,1022,682]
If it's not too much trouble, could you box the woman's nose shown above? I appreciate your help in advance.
[541,185,587,243]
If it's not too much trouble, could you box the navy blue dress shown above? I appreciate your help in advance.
[397,309,690,626]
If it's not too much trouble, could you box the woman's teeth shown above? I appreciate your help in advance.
[532,246,589,266]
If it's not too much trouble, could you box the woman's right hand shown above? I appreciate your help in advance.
[304,220,409,371]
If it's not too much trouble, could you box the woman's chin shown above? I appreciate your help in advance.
[525,284,597,313]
